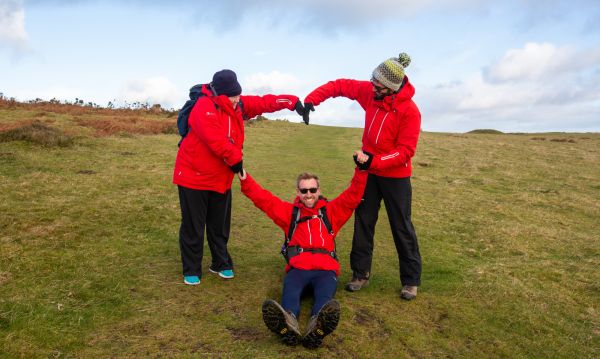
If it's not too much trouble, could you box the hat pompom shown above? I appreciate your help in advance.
[398,52,411,68]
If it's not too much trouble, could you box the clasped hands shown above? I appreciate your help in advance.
[294,101,314,125]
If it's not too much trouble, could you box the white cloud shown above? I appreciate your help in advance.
[484,42,574,82]
[243,70,304,95]
[422,42,600,132]
[119,76,183,109]
[0,0,28,51]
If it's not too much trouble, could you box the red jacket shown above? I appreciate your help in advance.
[305,77,421,178]
[173,85,299,192]
[240,169,368,276]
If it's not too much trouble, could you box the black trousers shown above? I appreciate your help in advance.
[350,174,421,286]
[178,186,233,277]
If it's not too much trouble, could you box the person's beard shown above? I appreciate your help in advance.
[373,92,386,101]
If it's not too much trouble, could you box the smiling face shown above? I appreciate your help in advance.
[296,178,321,208]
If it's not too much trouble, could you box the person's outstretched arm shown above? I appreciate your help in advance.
[238,170,294,232]
[240,94,300,120]
[325,166,368,232]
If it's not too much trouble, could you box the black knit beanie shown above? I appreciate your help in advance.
[211,69,242,97]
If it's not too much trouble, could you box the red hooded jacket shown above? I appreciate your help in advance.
[173,85,299,192]
[304,77,421,178]
[240,169,368,276]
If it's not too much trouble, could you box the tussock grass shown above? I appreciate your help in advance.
[0,121,74,147]
[0,105,598,357]
[74,117,176,136]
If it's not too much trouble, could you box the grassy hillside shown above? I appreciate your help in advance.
[1,100,598,358]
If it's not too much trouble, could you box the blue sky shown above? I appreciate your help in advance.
[1,0,599,132]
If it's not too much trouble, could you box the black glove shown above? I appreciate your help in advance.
[303,102,314,125]
[294,101,305,116]
[230,160,243,174]
[353,151,373,170]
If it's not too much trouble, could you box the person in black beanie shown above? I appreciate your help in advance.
[173,69,307,285]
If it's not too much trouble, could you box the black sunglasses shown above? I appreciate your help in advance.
[371,78,388,92]
[298,187,318,194]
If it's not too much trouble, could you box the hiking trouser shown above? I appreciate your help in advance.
[281,268,338,318]
[350,174,421,286]
[178,186,233,277]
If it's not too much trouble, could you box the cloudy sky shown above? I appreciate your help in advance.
[1,0,599,132]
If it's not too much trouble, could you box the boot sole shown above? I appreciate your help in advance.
[302,300,341,349]
[262,300,301,346]
[344,280,369,292]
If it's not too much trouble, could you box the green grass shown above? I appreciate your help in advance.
[0,110,599,358]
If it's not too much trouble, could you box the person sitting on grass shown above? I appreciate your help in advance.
[236,160,368,349]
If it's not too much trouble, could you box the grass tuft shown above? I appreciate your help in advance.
[0,121,75,147]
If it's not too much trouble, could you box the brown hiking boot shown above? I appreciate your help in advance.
[344,276,369,292]
[400,285,418,300]
[262,299,301,346]
[302,299,341,349]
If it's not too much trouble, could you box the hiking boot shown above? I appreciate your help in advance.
[344,276,369,292]
[209,267,235,279]
[400,285,418,300]
[262,299,301,346]
[183,275,200,285]
[302,299,341,349]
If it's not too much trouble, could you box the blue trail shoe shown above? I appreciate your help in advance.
[209,267,235,279]
[183,275,200,285]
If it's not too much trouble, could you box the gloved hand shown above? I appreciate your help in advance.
[353,151,373,170]
[303,103,314,125]
[230,160,243,174]
[294,101,305,116]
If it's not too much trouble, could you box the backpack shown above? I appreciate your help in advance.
[176,84,246,147]
[177,84,208,147]
[280,206,336,263]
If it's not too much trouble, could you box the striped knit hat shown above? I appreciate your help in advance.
[372,52,411,92]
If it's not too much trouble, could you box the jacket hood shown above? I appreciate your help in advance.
[376,76,415,110]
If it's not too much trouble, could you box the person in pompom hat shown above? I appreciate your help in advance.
[174,69,307,285]
[304,52,422,301]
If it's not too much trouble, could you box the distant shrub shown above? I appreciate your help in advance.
[75,117,175,136]
[467,129,504,134]
[0,121,74,147]
[162,123,179,135]
[550,138,576,143]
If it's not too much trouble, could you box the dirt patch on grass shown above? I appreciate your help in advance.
[77,170,97,175]
[74,117,177,136]
[226,326,266,341]
[0,271,12,285]
[0,121,75,147]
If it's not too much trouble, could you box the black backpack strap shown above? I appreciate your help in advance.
[319,207,334,235]
[319,206,337,260]
[281,206,301,260]
[281,206,339,262]
[238,99,249,121]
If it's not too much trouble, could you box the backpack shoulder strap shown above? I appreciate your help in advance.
[319,207,334,235]
[281,206,301,260]
[287,206,301,241]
